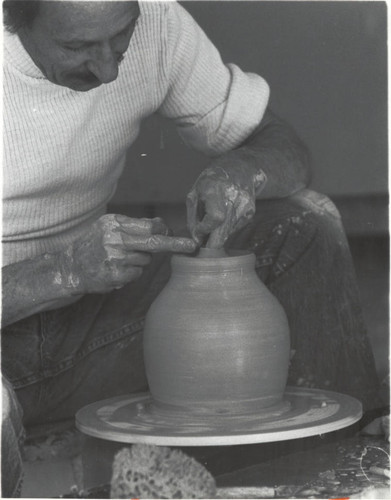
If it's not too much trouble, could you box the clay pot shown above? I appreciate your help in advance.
[143,250,290,415]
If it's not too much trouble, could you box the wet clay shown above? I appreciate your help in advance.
[143,251,291,416]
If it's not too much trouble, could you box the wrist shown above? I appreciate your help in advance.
[57,246,85,296]
[209,148,268,196]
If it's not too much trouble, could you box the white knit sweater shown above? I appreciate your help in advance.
[3,1,269,267]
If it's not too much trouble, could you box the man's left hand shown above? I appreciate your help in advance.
[186,154,266,248]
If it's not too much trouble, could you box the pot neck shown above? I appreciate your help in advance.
[197,248,229,258]
[171,251,256,274]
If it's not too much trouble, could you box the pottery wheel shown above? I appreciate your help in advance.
[76,387,362,446]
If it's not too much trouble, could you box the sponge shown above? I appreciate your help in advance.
[110,443,216,499]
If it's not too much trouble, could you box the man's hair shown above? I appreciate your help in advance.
[3,0,41,33]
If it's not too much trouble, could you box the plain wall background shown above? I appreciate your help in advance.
[112,0,388,205]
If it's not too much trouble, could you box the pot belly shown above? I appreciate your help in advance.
[144,287,290,413]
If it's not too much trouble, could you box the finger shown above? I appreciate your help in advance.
[121,234,197,254]
[194,184,235,242]
[114,215,171,236]
[190,193,228,243]
[203,190,228,223]
[206,224,231,249]
[108,265,144,289]
[150,217,172,236]
[205,202,235,249]
[208,193,255,247]
[106,249,152,267]
[193,213,222,242]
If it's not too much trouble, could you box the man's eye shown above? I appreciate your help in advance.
[65,45,84,53]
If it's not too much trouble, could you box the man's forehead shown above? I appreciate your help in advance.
[37,0,140,40]
[38,0,140,18]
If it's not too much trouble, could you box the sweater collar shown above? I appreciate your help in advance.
[3,29,46,79]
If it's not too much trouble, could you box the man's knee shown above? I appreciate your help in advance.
[289,189,342,221]
[255,189,342,228]
[251,189,347,251]
[229,189,349,283]
[234,189,345,248]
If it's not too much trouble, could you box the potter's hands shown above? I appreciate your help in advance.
[187,156,267,248]
[70,214,197,294]
[1,214,196,326]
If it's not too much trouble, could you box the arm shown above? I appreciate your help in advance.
[2,214,196,328]
[2,249,85,327]
[187,108,311,247]
[237,108,311,199]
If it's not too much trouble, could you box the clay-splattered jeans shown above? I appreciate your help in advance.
[1,190,382,497]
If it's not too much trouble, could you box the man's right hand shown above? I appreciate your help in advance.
[1,214,197,327]
[70,214,197,295]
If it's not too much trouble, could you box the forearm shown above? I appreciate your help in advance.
[1,248,84,328]
[227,108,311,199]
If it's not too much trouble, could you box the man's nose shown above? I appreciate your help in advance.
[86,43,119,84]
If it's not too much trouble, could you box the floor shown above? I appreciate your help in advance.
[20,234,389,498]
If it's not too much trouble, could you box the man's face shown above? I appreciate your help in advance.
[19,1,140,91]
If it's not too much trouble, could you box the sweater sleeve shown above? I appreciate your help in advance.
[158,2,270,157]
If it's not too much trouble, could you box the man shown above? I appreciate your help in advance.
[2,0,382,496]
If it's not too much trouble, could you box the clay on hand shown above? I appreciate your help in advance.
[187,161,265,248]
[68,214,197,294]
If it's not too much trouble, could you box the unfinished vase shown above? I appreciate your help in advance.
[143,250,290,415]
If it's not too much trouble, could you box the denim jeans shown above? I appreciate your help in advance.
[1,189,382,497]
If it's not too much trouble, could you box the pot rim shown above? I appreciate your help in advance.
[171,250,256,272]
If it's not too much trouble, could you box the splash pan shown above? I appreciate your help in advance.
[76,387,362,446]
